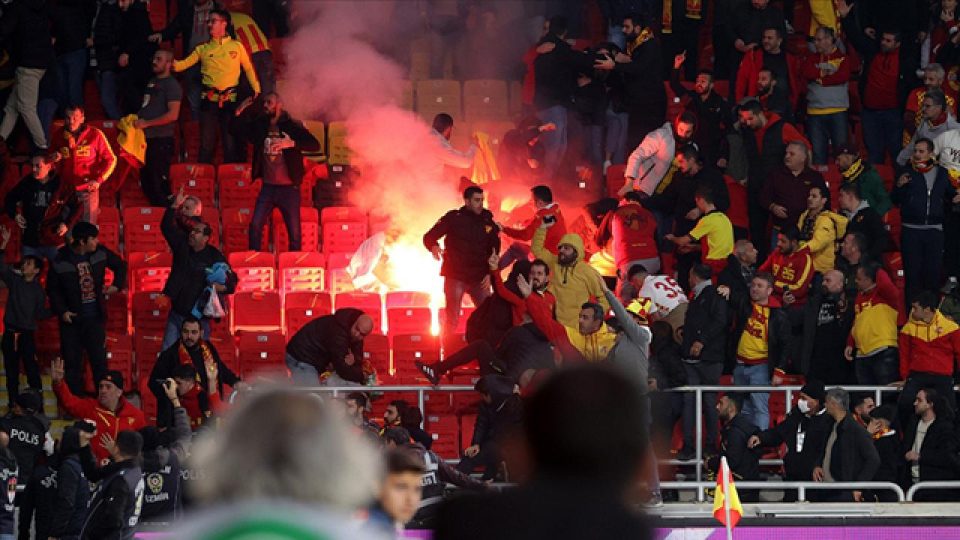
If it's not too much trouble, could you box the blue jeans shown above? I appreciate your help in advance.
[56,48,87,108]
[185,64,203,118]
[733,362,770,432]
[162,311,212,351]
[605,108,629,164]
[585,124,604,166]
[806,111,848,165]
[96,70,121,120]
[443,277,491,337]
[861,108,902,165]
[249,184,301,251]
[286,353,319,386]
[537,105,568,179]
[901,227,944,303]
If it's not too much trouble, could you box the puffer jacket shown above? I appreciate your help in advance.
[798,209,848,273]
[531,228,610,327]
[892,164,956,226]
[423,206,501,284]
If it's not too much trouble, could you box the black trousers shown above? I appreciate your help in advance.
[59,316,107,396]
[456,441,501,481]
[898,371,957,431]
[2,329,40,406]
[435,340,501,376]
[141,136,174,206]
[199,98,240,164]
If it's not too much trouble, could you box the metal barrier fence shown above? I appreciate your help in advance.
[307,384,953,503]
[660,480,906,502]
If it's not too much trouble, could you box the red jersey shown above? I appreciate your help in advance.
[597,202,658,269]
[49,125,117,189]
[502,204,566,255]
[758,246,814,306]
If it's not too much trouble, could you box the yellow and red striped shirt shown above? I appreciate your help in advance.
[231,11,270,56]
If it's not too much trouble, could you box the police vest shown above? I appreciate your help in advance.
[83,465,145,540]
[141,453,182,521]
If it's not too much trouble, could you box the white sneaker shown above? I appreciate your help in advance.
[603,160,612,175]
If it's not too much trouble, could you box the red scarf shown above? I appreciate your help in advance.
[913,159,936,174]
[178,342,217,426]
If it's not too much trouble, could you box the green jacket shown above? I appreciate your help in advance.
[844,165,891,216]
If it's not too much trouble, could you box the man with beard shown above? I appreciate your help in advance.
[748,380,832,501]
[898,90,960,167]
[594,13,666,151]
[670,54,730,166]
[706,393,761,502]
[760,141,827,240]
[285,309,375,386]
[798,186,847,274]
[620,111,696,197]
[801,269,854,382]
[735,26,799,112]
[150,316,241,429]
[754,68,793,122]
[49,105,117,224]
[801,26,853,166]
[643,145,728,289]
[136,50,182,206]
[532,224,608,328]
[903,64,957,147]
[838,186,887,259]
[738,98,808,261]
[835,143,891,216]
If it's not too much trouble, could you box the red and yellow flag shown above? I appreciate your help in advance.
[713,456,743,529]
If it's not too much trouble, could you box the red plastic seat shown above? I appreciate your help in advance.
[362,333,390,376]
[325,251,355,292]
[104,291,129,335]
[232,291,283,333]
[200,207,221,249]
[236,331,286,378]
[134,332,165,380]
[333,291,382,331]
[222,207,259,254]
[273,207,319,253]
[227,251,276,292]
[283,291,332,336]
[105,333,134,379]
[128,251,173,294]
[131,291,170,335]
[170,163,216,205]
[392,333,440,382]
[320,206,366,224]
[387,307,433,336]
[98,206,121,253]
[123,207,167,252]
[385,291,431,309]
[279,251,325,293]
[606,164,626,198]
[217,163,260,210]
[138,375,158,424]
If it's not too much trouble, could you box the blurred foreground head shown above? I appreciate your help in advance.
[524,365,647,488]
[189,387,382,509]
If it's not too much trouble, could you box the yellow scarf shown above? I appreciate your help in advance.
[626,28,655,56]
[840,158,864,180]
[470,131,501,185]
[662,0,703,33]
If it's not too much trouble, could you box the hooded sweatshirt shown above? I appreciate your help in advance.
[899,310,960,379]
[525,292,618,364]
[531,228,609,327]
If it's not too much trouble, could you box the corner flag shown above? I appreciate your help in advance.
[713,456,743,533]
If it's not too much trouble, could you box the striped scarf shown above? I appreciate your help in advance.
[662,0,703,33]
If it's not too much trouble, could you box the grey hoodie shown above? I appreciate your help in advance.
[603,289,651,394]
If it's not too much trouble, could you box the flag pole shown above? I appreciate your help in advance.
[722,456,733,540]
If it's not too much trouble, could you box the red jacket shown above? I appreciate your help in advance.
[521,45,538,107]
[899,310,960,379]
[735,49,800,108]
[49,125,117,189]
[759,246,814,306]
[596,202,658,269]
[493,268,557,326]
[53,380,147,464]
[502,204,566,255]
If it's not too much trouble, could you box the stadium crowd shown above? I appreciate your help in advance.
[0,0,959,536]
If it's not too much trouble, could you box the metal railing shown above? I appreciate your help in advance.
[659,480,906,502]
[906,482,960,501]
[305,383,927,504]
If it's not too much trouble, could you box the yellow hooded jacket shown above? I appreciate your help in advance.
[532,227,610,327]
[797,209,847,273]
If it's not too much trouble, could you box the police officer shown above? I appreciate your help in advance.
[81,431,145,540]
[0,390,49,486]
[139,377,192,521]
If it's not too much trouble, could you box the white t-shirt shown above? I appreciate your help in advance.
[638,275,688,316]
[911,418,932,480]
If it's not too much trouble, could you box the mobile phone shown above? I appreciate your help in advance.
[543,215,557,225]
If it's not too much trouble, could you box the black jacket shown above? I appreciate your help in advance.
[159,0,223,52]
[708,413,760,481]
[0,447,15,535]
[19,447,88,539]
[842,10,918,110]
[614,35,666,110]
[532,34,595,110]
[118,1,157,87]
[817,414,881,483]
[681,284,728,364]
[669,69,730,163]
[756,409,833,481]
[92,1,123,72]
[1,412,47,485]
[800,286,854,379]
[234,108,320,186]
[743,116,789,195]
[892,165,956,227]
[732,4,785,46]
[81,459,143,540]
[471,375,522,447]
[50,0,96,55]
[285,309,366,382]
[4,172,80,248]
[872,432,904,488]
[47,244,127,321]
[149,340,240,428]
[845,205,888,258]
[406,441,485,503]
[903,416,960,483]
[435,478,650,540]
[644,166,730,236]
[0,0,54,69]
[423,206,501,284]
[161,207,236,317]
